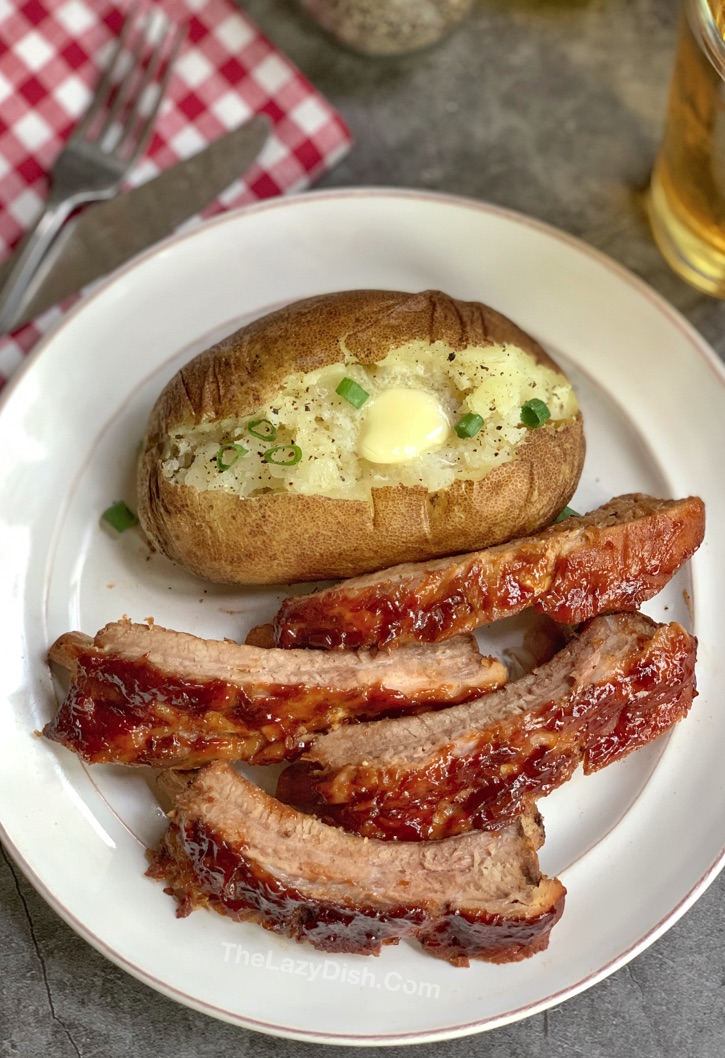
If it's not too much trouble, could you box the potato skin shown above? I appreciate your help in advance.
[137,289,585,584]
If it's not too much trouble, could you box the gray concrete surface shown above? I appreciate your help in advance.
[3,0,725,1054]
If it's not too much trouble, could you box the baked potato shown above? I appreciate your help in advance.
[137,289,584,584]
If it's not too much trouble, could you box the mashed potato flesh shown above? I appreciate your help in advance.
[163,340,579,501]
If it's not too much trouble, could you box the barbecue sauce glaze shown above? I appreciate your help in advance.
[44,651,488,768]
[147,819,564,966]
[277,622,697,840]
[274,496,704,650]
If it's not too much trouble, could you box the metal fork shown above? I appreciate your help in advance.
[0,6,184,334]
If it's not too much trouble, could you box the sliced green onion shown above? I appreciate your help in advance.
[520,398,551,428]
[554,506,580,523]
[455,412,484,439]
[263,444,302,467]
[336,377,370,408]
[247,418,277,442]
[102,501,138,533]
[216,442,248,472]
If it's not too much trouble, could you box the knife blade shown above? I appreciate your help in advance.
[1,115,270,330]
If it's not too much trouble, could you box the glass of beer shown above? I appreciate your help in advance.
[648,0,725,297]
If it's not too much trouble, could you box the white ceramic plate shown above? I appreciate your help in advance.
[0,189,723,1046]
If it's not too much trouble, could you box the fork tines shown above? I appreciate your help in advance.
[74,5,186,162]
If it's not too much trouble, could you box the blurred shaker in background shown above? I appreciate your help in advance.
[648,0,725,297]
[297,0,474,56]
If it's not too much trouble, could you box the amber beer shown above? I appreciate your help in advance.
[648,0,725,296]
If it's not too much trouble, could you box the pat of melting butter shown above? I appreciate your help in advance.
[358,388,450,464]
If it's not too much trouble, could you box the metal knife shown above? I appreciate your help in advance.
[1,115,270,330]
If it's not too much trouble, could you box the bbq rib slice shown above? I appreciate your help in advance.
[273,494,705,650]
[44,619,505,768]
[146,762,565,966]
[277,613,697,841]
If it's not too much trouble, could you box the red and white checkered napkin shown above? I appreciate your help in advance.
[0,0,353,388]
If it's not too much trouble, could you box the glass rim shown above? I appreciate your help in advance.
[688,0,725,71]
